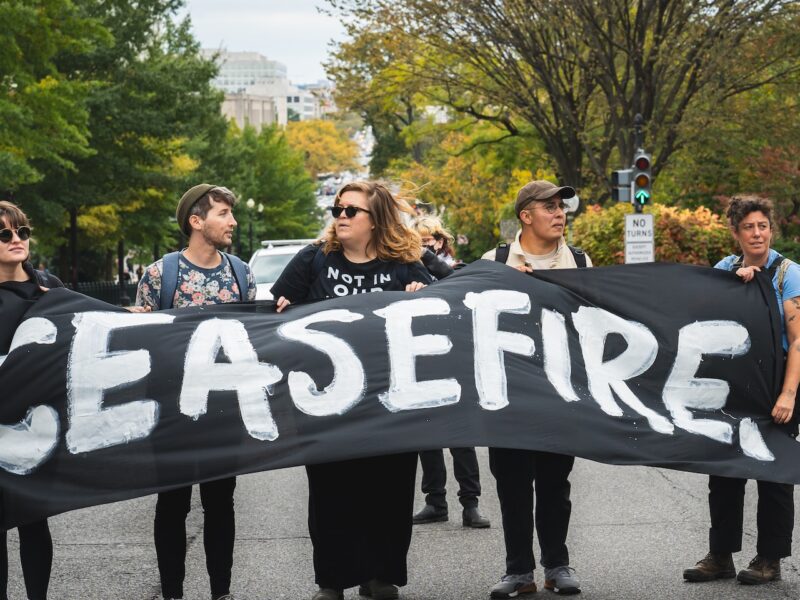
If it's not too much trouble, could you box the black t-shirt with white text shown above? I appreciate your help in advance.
[271,244,433,303]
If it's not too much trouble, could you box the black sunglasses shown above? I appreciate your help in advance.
[330,205,370,219]
[0,226,31,243]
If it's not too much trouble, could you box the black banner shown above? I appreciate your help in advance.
[0,260,794,529]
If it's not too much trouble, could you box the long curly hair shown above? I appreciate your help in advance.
[322,181,423,264]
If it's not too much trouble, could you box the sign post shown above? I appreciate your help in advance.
[625,213,654,264]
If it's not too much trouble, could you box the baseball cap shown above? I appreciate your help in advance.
[515,180,576,217]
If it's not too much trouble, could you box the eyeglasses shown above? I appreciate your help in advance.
[330,205,370,219]
[0,226,31,243]
[527,201,568,214]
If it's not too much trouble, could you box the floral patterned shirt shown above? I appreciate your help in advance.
[135,251,257,310]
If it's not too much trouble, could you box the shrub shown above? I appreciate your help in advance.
[571,203,736,266]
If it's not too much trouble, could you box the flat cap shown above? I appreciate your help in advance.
[176,183,216,235]
[515,180,576,217]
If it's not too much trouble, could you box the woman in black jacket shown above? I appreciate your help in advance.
[0,200,59,600]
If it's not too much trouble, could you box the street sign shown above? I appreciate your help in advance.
[625,213,654,264]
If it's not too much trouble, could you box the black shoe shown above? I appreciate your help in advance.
[412,504,448,524]
[462,506,490,528]
[358,579,399,599]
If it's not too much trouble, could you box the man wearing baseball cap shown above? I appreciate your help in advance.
[136,183,255,600]
[482,180,591,598]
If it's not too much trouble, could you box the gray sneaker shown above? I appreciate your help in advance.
[490,572,537,598]
[544,566,581,595]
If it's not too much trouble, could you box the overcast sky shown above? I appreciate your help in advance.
[179,0,346,84]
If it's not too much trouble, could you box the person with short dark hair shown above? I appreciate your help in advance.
[683,195,798,586]
[0,200,60,600]
[482,180,590,598]
[136,184,255,600]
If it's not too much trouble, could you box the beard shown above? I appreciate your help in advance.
[202,227,232,250]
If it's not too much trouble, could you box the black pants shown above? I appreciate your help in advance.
[0,520,52,600]
[154,477,236,598]
[490,448,574,574]
[418,448,481,509]
[708,475,794,559]
[307,453,417,590]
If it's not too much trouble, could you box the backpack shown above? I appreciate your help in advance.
[494,242,587,269]
[310,244,411,284]
[158,251,249,310]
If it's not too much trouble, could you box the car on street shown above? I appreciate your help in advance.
[249,239,316,301]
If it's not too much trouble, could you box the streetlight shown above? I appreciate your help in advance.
[245,198,264,257]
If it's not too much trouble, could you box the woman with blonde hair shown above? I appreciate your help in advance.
[413,214,457,266]
[272,181,432,600]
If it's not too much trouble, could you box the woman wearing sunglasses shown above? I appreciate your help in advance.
[272,181,432,600]
[0,200,60,600]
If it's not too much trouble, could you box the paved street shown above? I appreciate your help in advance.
[7,449,800,599]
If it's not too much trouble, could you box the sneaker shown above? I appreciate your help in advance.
[462,506,491,528]
[358,579,399,599]
[312,588,344,600]
[737,555,781,584]
[544,566,581,595]
[412,503,448,524]
[683,552,736,582]
[490,572,537,598]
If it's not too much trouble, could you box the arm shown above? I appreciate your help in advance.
[774,295,800,424]
[135,263,161,311]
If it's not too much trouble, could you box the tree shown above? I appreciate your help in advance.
[194,122,322,247]
[329,0,800,195]
[284,120,358,177]
[0,0,109,190]
[16,0,225,280]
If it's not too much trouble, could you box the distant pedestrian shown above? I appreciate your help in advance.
[683,196,797,586]
[410,215,490,530]
[272,180,432,600]
[483,180,590,598]
[136,183,255,600]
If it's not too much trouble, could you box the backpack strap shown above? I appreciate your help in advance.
[495,243,511,264]
[729,254,792,296]
[159,251,182,310]
[568,245,587,269]
[221,252,250,300]
[777,258,791,297]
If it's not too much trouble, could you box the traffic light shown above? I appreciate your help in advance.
[610,169,632,202]
[632,152,652,211]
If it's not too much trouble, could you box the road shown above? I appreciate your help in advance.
[7,450,800,599]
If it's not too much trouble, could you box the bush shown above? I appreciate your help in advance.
[572,203,735,266]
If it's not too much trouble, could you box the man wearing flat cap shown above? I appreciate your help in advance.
[136,183,255,600]
[482,180,591,599]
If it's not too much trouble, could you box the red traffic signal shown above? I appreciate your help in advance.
[635,155,650,171]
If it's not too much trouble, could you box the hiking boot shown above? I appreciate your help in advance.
[463,506,491,528]
[683,552,736,582]
[312,588,344,600]
[358,579,399,599]
[412,503,448,524]
[737,555,781,584]
[490,572,537,598]
[544,565,581,595]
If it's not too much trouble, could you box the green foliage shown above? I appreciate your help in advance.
[572,203,735,266]
[0,0,110,189]
[193,123,322,248]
